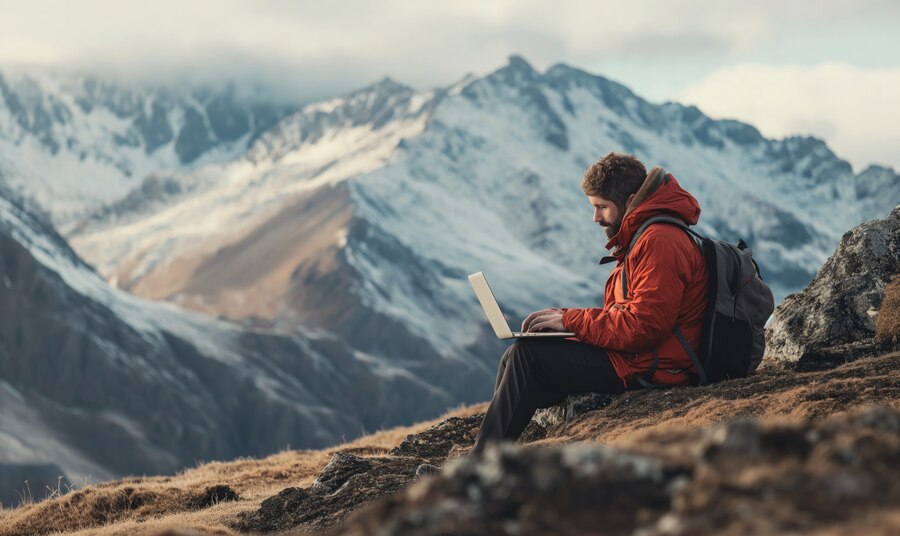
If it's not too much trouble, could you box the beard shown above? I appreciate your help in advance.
[604,223,618,239]
[602,219,621,239]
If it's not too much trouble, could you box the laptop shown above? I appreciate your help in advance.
[468,272,576,339]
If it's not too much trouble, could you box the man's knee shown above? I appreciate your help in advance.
[498,343,515,367]
[506,339,543,367]
[502,339,531,358]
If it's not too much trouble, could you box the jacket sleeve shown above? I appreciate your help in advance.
[562,230,690,352]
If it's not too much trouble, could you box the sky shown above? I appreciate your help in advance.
[1,0,899,172]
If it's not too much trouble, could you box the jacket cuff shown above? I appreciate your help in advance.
[561,308,582,333]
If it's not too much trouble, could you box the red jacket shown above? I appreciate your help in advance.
[562,171,708,387]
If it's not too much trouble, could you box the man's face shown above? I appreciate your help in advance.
[588,194,622,239]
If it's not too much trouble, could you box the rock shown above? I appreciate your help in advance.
[791,339,893,371]
[764,205,900,368]
[192,485,239,509]
[311,453,375,494]
[534,393,616,428]
[389,415,483,460]
[522,393,616,441]
[236,452,424,533]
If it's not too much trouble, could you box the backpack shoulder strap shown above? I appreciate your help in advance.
[674,325,707,385]
[620,215,702,299]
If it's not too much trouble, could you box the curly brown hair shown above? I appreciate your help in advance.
[581,152,647,212]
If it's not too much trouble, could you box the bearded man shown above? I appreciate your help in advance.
[471,152,709,454]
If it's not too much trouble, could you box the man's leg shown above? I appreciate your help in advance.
[494,343,516,392]
[472,338,625,454]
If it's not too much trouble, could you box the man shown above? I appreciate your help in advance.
[416,152,708,478]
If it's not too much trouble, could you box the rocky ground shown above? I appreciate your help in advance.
[335,403,900,536]
[237,350,900,536]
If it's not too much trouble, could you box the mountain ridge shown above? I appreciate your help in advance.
[0,69,299,227]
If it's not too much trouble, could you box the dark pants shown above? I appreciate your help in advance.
[471,338,626,454]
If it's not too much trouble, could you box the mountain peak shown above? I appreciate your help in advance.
[858,163,897,176]
[545,61,582,78]
[359,76,413,96]
[488,54,541,85]
[506,54,536,72]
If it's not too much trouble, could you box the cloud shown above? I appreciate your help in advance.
[0,1,897,167]
[3,0,896,99]
[679,63,900,172]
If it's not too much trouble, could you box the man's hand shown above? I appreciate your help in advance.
[521,308,566,332]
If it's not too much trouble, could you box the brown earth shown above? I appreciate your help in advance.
[0,351,898,536]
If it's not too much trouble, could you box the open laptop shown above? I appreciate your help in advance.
[468,272,576,339]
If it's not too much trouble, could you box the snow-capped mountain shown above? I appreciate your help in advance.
[0,70,297,229]
[58,56,899,363]
[0,184,468,506]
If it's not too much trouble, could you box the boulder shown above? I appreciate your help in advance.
[389,415,483,460]
[764,205,900,369]
[191,485,239,509]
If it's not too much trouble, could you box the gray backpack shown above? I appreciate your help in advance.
[621,215,775,385]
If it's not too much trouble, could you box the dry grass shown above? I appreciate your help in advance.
[876,275,900,344]
[0,403,486,536]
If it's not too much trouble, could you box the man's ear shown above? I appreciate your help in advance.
[626,193,636,208]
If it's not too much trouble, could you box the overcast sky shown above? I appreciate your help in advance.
[2,0,898,171]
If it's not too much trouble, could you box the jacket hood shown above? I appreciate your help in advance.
[605,167,701,259]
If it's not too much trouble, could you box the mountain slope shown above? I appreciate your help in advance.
[0,185,457,506]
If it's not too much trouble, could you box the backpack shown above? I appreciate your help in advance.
[620,215,775,385]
